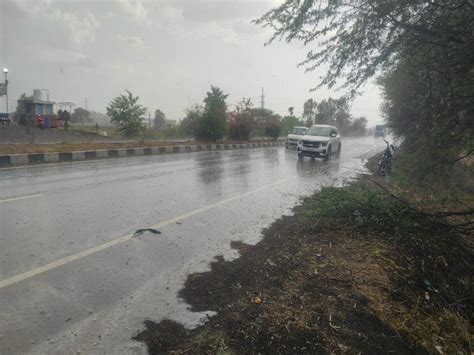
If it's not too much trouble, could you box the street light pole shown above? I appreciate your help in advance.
[3,68,8,120]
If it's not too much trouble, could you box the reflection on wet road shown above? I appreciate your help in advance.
[0,137,385,353]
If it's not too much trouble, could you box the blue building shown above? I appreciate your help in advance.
[16,90,55,126]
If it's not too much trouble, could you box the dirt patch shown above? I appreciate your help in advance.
[134,208,426,354]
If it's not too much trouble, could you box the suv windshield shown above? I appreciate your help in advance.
[307,126,331,137]
[292,127,307,135]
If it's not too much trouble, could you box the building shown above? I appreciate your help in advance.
[15,89,58,127]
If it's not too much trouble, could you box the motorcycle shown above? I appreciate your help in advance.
[378,139,395,176]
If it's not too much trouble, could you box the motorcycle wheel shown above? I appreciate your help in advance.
[378,160,389,176]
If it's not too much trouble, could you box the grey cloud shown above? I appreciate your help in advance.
[0,0,382,124]
[178,1,268,22]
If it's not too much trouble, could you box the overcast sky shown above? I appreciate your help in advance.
[1,0,382,124]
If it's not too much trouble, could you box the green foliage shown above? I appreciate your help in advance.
[107,90,146,138]
[302,98,316,127]
[379,52,473,179]
[315,98,350,129]
[71,107,91,124]
[305,184,474,237]
[228,98,255,140]
[250,108,282,139]
[281,115,304,135]
[302,97,358,134]
[154,109,166,130]
[264,115,282,140]
[257,1,474,179]
[255,1,472,93]
[181,104,202,138]
[195,86,228,142]
[162,125,184,140]
[305,185,431,237]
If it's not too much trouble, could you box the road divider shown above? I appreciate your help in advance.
[0,141,285,168]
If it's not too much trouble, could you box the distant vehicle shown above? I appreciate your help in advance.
[374,124,385,138]
[297,124,341,161]
[286,126,308,149]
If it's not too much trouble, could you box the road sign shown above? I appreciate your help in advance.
[0,83,6,96]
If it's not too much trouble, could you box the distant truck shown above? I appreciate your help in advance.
[374,124,385,138]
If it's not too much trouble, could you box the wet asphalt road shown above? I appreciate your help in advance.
[0,137,385,354]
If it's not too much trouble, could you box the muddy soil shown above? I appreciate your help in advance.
[134,207,427,354]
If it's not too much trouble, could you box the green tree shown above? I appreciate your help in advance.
[288,106,294,116]
[154,109,166,130]
[256,0,474,176]
[71,107,91,125]
[195,86,228,142]
[250,108,282,140]
[315,98,351,132]
[302,99,316,127]
[107,90,146,138]
[180,104,202,138]
[281,115,304,135]
[255,1,472,94]
[228,98,255,141]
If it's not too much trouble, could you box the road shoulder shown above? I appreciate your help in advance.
[134,156,473,354]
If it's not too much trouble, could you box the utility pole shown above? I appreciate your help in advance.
[260,87,265,109]
[3,68,9,121]
[148,110,151,129]
[85,98,88,110]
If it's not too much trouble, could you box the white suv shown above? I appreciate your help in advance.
[297,124,341,161]
[286,126,308,149]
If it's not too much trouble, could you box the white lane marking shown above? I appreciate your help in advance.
[0,177,294,289]
[0,194,43,203]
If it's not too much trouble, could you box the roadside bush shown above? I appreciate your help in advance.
[305,186,413,235]
[228,98,255,141]
[181,105,201,138]
[304,184,473,237]
[263,115,282,140]
[281,116,304,136]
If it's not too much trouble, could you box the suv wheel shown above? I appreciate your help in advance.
[324,146,332,162]
[297,149,303,159]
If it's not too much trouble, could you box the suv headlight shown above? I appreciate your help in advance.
[321,141,328,146]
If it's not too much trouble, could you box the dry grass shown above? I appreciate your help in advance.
[361,261,473,353]
[256,233,472,353]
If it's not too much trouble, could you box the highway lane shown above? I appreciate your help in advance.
[0,137,385,353]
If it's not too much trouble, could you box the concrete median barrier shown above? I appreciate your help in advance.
[0,141,285,167]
